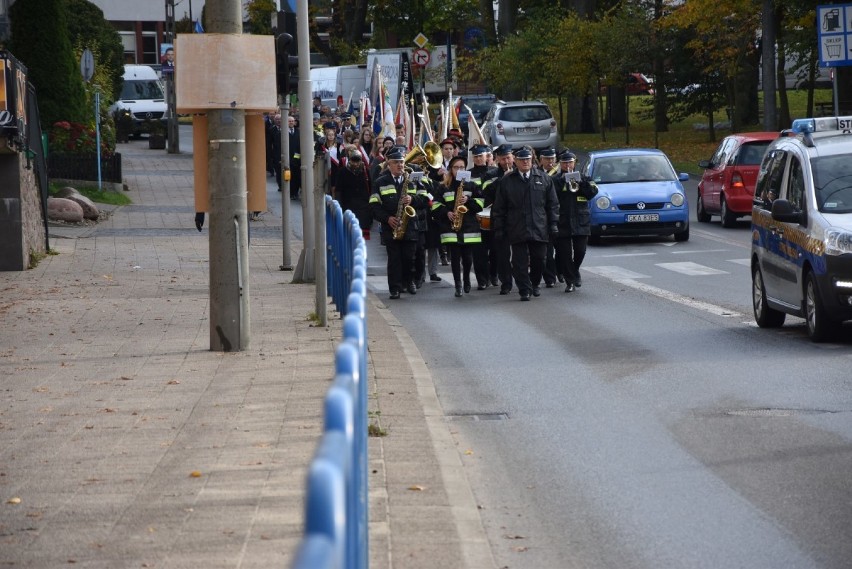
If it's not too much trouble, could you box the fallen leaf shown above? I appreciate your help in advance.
[407,485,426,491]
[166,380,180,385]
[190,471,202,478]
[7,497,22,504]
[513,546,528,553]
[120,376,133,381]
[464,449,474,455]
[503,534,526,540]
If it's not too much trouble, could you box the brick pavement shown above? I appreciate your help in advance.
[0,133,494,568]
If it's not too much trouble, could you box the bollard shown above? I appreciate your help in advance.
[304,431,348,569]
[325,373,357,569]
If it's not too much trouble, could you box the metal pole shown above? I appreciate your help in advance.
[280,95,293,270]
[207,0,250,351]
[294,0,315,282]
[315,160,327,326]
[95,88,102,190]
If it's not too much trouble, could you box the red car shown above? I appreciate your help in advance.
[696,132,778,227]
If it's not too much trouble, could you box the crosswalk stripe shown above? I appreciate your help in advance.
[584,266,650,279]
[727,258,751,267]
[655,262,729,276]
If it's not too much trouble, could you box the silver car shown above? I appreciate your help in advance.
[482,100,559,151]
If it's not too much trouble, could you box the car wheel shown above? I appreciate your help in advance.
[805,272,840,342]
[752,264,785,328]
[696,194,711,223]
[720,196,737,228]
[673,225,689,242]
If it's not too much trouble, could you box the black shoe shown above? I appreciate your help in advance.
[545,282,554,288]
[455,285,463,298]
[499,288,511,295]
[440,255,449,266]
[477,284,487,290]
[407,283,417,295]
[464,283,471,293]
[490,278,499,287]
[564,283,575,293]
[389,291,401,299]
[430,274,442,282]
[557,274,565,283]
[520,293,531,301]
[532,287,541,297]
[574,276,582,287]
[417,277,425,289]
[277,187,282,192]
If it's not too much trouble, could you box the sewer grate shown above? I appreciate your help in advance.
[445,412,509,422]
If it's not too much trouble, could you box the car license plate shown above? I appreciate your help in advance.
[516,127,538,134]
[626,213,659,222]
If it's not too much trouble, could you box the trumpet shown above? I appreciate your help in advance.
[565,171,581,192]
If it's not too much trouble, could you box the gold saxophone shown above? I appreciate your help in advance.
[393,168,417,240]
[451,178,468,232]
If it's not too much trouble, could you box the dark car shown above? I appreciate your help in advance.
[455,94,497,138]
[697,132,778,227]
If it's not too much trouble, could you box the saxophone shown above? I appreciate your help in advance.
[451,178,468,232]
[393,168,417,240]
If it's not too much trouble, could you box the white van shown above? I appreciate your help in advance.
[310,65,367,110]
[111,65,167,137]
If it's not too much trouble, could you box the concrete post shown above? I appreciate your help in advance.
[294,0,315,283]
[207,0,250,351]
[280,95,293,271]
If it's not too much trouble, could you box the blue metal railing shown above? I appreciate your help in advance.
[292,198,368,569]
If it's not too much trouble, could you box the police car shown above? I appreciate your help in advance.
[751,115,852,342]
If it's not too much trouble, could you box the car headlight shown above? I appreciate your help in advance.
[595,196,611,210]
[670,193,685,207]
[824,229,852,255]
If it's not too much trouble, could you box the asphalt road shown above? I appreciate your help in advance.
[366,176,852,568]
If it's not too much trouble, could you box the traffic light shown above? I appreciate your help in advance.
[275,33,298,95]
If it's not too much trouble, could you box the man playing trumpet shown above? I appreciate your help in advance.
[552,151,598,292]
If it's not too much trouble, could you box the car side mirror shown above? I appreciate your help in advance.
[771,199,805,224]
[678,173,690,182]
[697,160,711,169]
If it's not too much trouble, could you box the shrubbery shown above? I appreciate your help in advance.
[49,120,115,157]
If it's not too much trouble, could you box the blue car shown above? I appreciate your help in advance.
[582,149,690,243]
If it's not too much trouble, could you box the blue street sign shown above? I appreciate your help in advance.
[818,4,852,67]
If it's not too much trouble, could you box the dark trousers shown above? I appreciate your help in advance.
[448,243,474,286]
[413,232,426,284]
[510,241,547,296]
[554,235,589,284]
[480,231,498,284]
[496,234,514,291]
[542,240,558,284]
[386,238,417,293]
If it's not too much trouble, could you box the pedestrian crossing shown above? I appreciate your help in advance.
[585,258,749,280]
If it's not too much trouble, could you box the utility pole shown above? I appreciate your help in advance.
[207,0,250,351]
[293,0,315,284]
[761,0,777,131]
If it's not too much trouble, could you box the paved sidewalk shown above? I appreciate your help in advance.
[0,136,494,568]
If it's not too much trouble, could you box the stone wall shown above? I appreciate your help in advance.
[0,148,47,271]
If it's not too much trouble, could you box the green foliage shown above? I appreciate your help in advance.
[8,0,88,127]
[49,182,132,205]
[245,0,276,35]
[48,120,114,157]
[64,0,124,105]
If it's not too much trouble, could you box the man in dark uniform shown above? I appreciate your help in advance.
[538,148,560,286]
[287,115,302,200]
[369,147,428,299]
[491,146,559,301]
[553,151,597,292]
[486,144,516,294]
[468,144,499,289]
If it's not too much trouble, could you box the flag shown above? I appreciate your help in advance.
[359,92,369,131]
[394,88,411,150]
[372,90,382,136]
[381,83,395,139]
[194,19,204,33]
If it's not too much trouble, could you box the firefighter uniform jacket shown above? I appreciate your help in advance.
[431,180,484,245]
[552,173,598,236]
[491,169,559,245]
[369,170,428,241]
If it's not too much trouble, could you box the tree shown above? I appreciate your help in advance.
[245,0,275,35]
[65,0,124,106]
[8,0,88,127]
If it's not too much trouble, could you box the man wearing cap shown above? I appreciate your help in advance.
[469,144,499,288]
[491,146,559,301]
[553,151,597,292]
[486,144,516,292]
[538,148,560,286]
[369,147,428,299]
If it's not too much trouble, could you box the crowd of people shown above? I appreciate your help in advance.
[267,96,599,302]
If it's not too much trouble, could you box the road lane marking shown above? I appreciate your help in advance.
[670,249,728,254]
[612,278,743,318]
[655,262,729,276]
[727,258,751,266]
[584,266,650,280]
[595,252,658,258]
